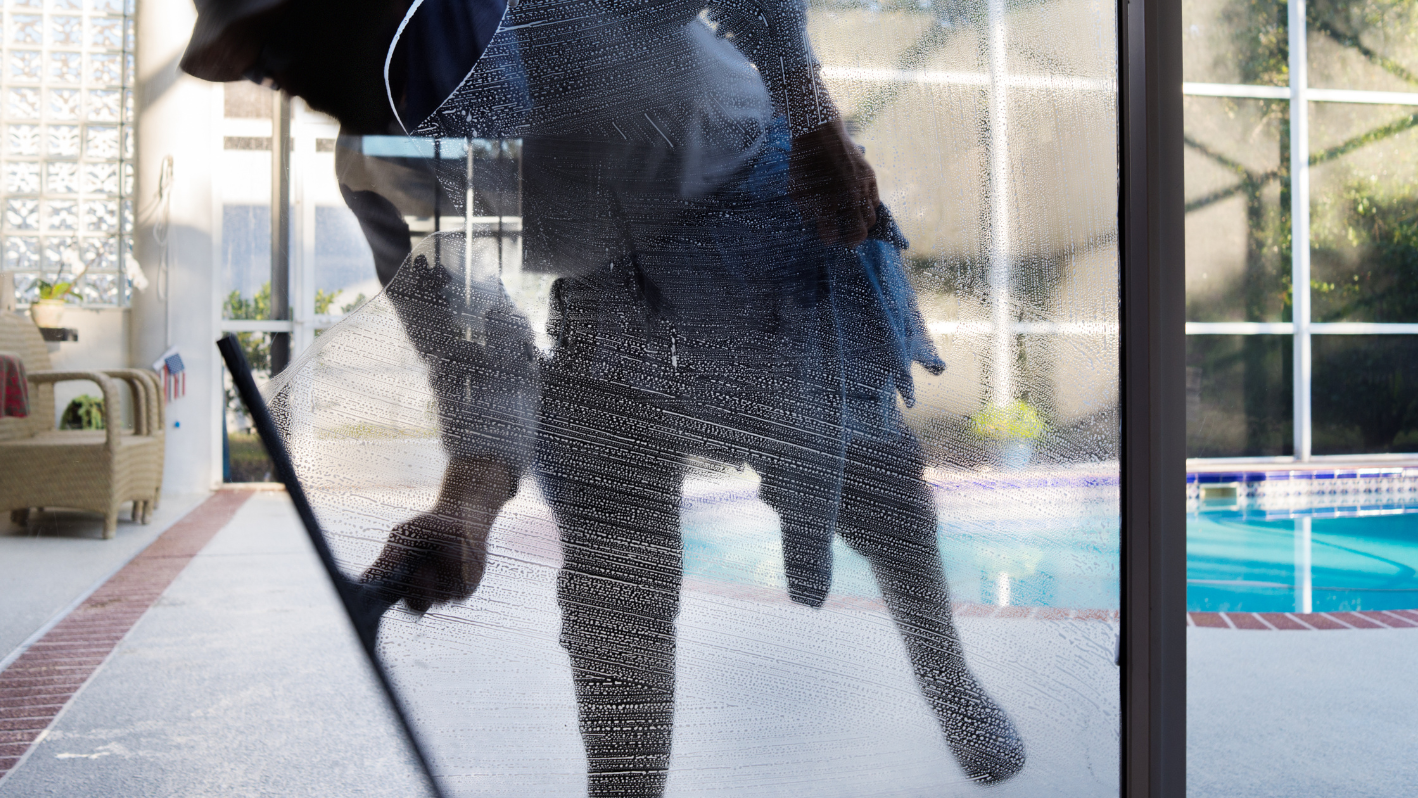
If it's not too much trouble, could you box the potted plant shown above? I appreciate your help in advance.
[30,280,72,328]
[970,400,1046,469]
[30,251,93,328]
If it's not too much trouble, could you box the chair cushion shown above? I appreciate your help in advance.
[1,352,27,418]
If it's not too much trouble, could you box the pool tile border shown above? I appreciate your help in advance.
[1187,464,1418,516]
[0,490,253,781]
[1188,609,1418,630]
[1188,467,1418,484]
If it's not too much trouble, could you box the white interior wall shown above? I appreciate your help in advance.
[130,0,220,494]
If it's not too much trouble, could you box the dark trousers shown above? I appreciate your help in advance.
[536,315,976,797]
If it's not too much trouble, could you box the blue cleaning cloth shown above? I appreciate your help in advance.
[857,205,947,408]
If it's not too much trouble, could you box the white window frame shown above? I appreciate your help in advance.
[213,98,343,355]
[1183,0,1418,463]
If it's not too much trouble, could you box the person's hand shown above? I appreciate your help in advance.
[788,116,880,247]
[359,456,517,617]
[362,511,488,615]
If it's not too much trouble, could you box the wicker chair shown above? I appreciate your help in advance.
[0,312,165,538]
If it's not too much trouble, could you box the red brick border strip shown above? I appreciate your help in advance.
[1189,609,1418,630]
[706,587,1417,632]
[680,577,1125,622]
[0,490,254,778]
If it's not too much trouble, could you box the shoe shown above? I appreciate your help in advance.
[928,670,1026,785]
[948,711,1025,785]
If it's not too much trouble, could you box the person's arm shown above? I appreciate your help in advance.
[707,0,830,136]
[335,133,414,286]
[338,184,412,288]
[710,0,880,245]
[788,116,880,246]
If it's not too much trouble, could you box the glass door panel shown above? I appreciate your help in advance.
[258,0,1122,793]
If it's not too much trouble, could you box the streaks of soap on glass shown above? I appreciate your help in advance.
[262,0,1120,794]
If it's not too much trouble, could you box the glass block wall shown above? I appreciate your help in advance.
[2,0,134,307]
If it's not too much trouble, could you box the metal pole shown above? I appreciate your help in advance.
[216,335,447,798]
[987,0,1013,406]
[464,138,481,342]
[1289,0,1312,460]
[496,140,504,276]
[269,90,292,374]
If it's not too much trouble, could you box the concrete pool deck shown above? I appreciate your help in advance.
[1,489,1415,796]
[0,492,209,670]
[0,490,428,796]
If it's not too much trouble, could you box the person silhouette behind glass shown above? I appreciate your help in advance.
[182,0,1026,793]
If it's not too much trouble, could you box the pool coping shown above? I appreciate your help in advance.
[699,584,1418,631]
[1187,609,1418,630]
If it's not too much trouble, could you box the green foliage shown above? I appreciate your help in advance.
[314,288,338,315]
[1313,337,1418,451]
[970,400,1046,441]
[226,431,274,482]
[1222,0,1290,87]
[1185,0,1418,455]
[224,282,271,373]
[224,281,272,321]
[222,282,273,460]
[1311,181,1418,321]
[59,394,105,430]
[1308,0,1418,86]
[36,280,73,301]
[222,282,370,417]
[1216,0,1418,108]
[312,289,368,316]
[340,293,368,314]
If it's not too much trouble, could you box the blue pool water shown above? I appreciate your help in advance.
[678,478,1121,611]
[675,477,1418,614]
[1188,508,1418,613]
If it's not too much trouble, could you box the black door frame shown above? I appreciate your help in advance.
[1119,0,1186,793]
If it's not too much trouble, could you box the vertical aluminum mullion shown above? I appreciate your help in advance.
[269,91,292,374]
[1293,517,1313,612]
[294,120,316,356]
[987,0,1014,406]
[1120,0,1186,792]
[465,139,476,289]
[463,141,484,342]
[1289,0,1312,460]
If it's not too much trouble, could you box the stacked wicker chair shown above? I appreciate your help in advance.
[0,312,164,538]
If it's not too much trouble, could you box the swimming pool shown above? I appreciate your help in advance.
[679,471,1123,612]
[677,471,1418,615]
[1188,507,1418,613]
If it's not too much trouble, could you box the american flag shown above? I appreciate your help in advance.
[152,347,185,402]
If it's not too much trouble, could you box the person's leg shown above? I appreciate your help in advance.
[750,429,841,609]
[836,421,1026,785]
[538,366,687,798]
